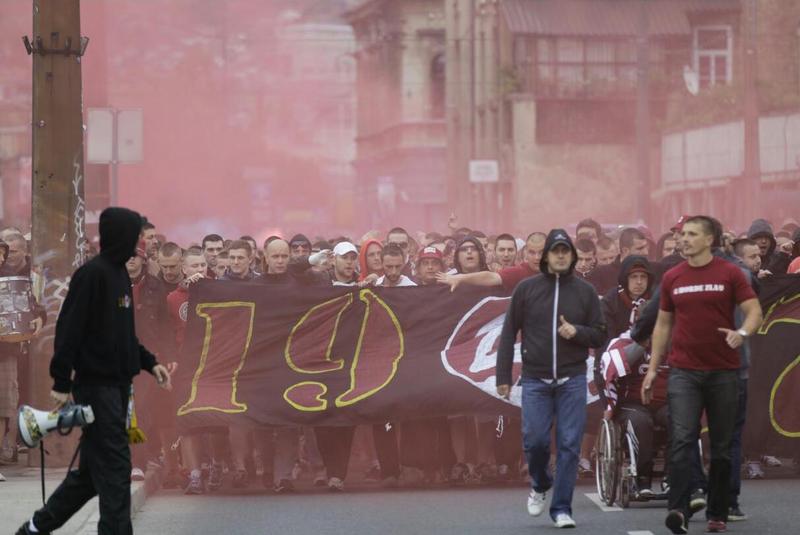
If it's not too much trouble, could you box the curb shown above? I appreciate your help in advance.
[73,466,161,535]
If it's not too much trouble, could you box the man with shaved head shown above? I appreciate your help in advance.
[0,232,31,276]
[255,238,313,492]
[265,239,290,275]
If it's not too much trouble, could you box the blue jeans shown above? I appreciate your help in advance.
[521,375,587,520]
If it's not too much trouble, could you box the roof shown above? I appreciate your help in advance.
[502,0,740,37]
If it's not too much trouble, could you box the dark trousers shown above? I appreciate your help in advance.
[372,423,400,479]
[615,402,669,483]
[314,426,355,480]
[33,385,132,535]
[729,377,747,508]
[667,368,737,522]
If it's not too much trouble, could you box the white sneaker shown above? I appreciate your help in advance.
[131,468,145,481]
[527,490,546,516]
[745,461,764,479]
[554,513,576,528]
[328,477,345,492]
[0,471,6,482]
[761,455,782,467]
[577,457,593,477]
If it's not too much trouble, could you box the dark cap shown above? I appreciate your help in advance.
[289,233,312,247]
[548,230,572,252]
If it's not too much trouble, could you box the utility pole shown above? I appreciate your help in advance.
[635,0,651,225]
[23,0,87,463]
[742,0,761,225]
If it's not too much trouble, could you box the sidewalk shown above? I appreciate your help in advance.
[0,454,160,534]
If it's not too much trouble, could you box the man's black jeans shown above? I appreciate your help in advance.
[33,384,133,535]
[667,368,737,521]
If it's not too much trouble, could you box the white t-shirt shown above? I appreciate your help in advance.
[376,275,417,287]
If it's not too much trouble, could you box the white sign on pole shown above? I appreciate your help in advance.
[117,109,143,163]
[469,160,499,183]
[86,108,114,164]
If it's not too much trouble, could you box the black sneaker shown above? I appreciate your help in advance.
[728,506,748,521]
[665,510,689,535]
[16,522,50,535]
[273,478,294,493]
[690,489,707,514]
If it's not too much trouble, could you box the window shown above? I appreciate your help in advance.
[693,26,733,89]
[529,37,660,98]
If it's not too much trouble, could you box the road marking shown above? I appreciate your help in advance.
[628,531,655,535]
[584,492,623,512]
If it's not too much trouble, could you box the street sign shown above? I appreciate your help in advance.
[469,159,499,183]
[86,107,143,164]
[117,109,143,163]
[86,108,113,164]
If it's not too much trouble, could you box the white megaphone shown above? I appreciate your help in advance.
[18,404,95,448]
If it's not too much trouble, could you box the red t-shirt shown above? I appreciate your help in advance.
[498,263,537,292]
[660,256,756,370]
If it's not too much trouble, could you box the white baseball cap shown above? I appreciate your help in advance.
[333,242,358,257]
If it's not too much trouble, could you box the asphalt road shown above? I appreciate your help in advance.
[134,478,800,535]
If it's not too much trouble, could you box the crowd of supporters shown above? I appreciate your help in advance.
[1,214,798,505]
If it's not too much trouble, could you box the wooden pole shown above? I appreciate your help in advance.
[25,0,87,465]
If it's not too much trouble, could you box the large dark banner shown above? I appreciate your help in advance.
[174,282,521,430]
[174,276,800,440]
[747,274,800,457]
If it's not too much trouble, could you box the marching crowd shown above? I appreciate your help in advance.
[2,213,799,532]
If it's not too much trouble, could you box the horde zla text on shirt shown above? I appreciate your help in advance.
[659,256,756,371]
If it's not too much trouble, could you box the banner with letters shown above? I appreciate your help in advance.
[746,274,800,457]
[173,281,520,430]
[173,275,800,447]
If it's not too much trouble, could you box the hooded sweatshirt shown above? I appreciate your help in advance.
[358,239,383,282]
[454,236,490,274]
[747,218,790,274]
[601,255,654,341]
[497,229,607,384]
[49,207,159,393]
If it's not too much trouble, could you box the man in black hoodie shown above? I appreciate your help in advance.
[18,207,171,535]
[746,218,791,275]
[497,229,606,529]
[601,255,655,341]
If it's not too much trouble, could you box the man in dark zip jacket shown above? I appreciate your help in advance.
[18,207,171,535]
[497,229,606,529]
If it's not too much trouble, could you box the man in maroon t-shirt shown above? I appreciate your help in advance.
[642,216,762,535]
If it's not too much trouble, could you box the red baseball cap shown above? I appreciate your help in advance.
[417,246,443,262]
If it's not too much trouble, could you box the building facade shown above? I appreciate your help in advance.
[346,0,448,231]
[446,0,800,233]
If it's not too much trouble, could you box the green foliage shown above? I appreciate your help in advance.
[499,66,522,95]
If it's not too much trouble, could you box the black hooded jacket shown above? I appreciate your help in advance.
[50,207,159,393]
[497,229,607,384]
[747,218,790,274]
[601,255,654,341]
